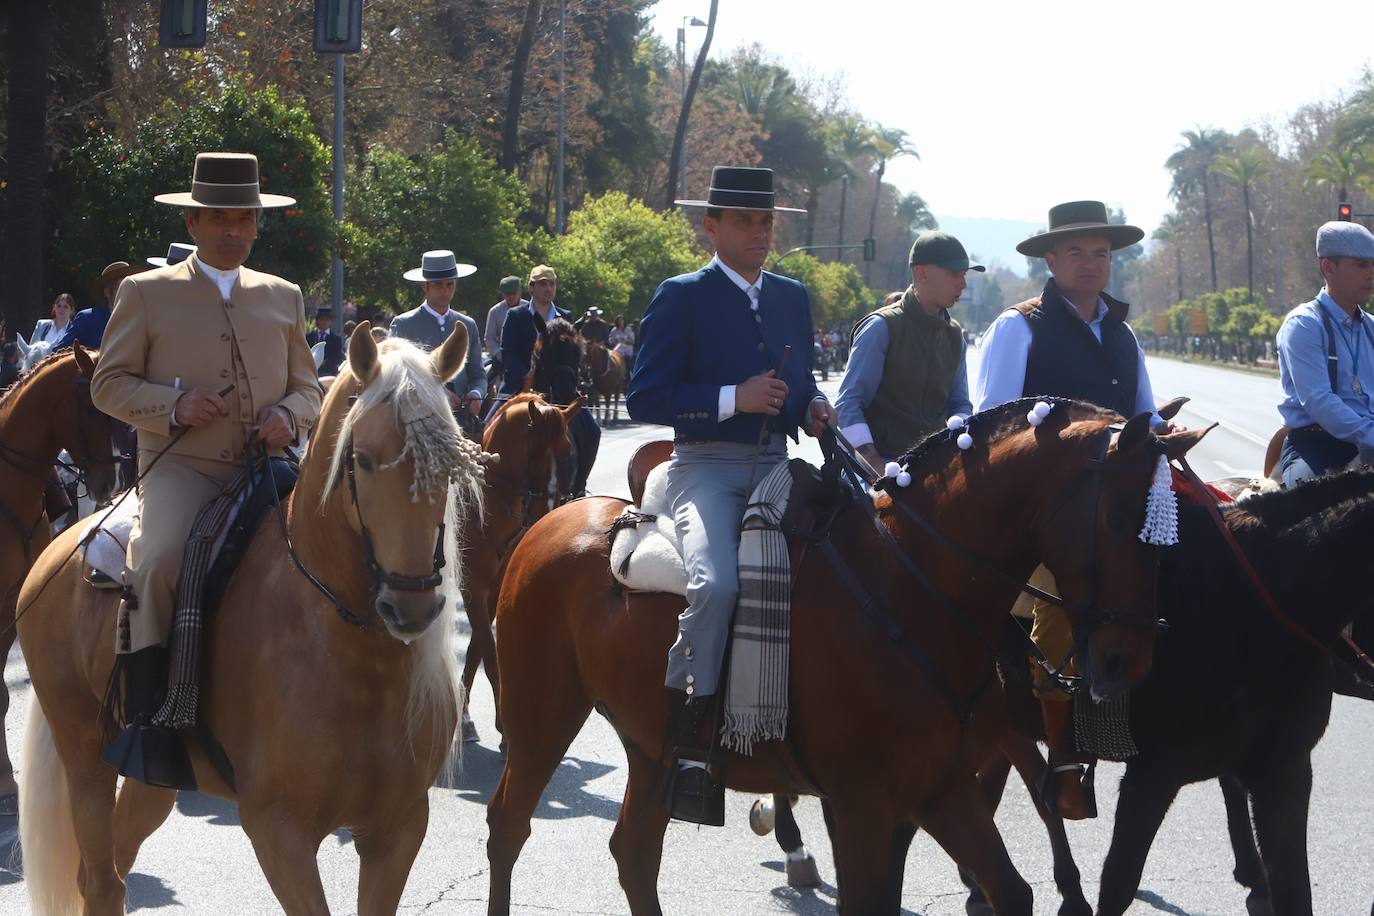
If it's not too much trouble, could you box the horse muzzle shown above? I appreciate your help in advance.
[375,588,446,644]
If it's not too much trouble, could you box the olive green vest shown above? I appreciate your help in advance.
[861,287,964,458]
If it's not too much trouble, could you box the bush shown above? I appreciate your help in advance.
[344,131,534,318]
[540,192,704,319]
[57,79,333,301]
[771,251,876,327]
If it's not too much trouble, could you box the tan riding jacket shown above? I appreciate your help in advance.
[92,256,322,464]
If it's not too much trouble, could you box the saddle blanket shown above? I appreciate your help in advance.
[609,460,795,754]
[80,487,246,586]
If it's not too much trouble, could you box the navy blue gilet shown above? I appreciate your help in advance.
[1016,280,1138,418]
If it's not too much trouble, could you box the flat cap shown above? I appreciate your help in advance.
[529,264,557,283]
[499,275,521,293]
[1316,221,1374,260]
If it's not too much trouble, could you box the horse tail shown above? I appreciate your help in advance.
[19,698,82,915]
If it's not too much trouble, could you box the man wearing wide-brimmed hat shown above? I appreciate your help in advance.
[627,166,836,825]
[390,249,486,426]
[53,261,149,349]
[973,199,1174,820]
[146,242,197,269]
[574,306,610,346]
[91,152,322,789]
[837,230,981,467]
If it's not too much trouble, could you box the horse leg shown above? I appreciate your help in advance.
[112,780,177,877]
[62,744,126,914]
[1000,735,1091,916]
[486,677,592,915]
[957,753,1012,915]
[919,772,1032,916]
[1219,774,1272,913]
[241,809,331,916]
[0,620,18,803]
[826,797,905,915]
[1248,756,1314,916]
[356,800,429,916]
[1095,763,1182,916]
[608,744,671,915]
[821,797,842,909]
[771,794,821,888]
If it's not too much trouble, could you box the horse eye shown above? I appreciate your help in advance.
[355,453,374,472]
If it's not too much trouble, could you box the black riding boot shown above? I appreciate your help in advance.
[662,688,726,826]
[100,646,197,791]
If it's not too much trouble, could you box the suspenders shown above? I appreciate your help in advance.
[1316,303,1374,394]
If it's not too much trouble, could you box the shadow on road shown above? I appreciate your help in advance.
[176,790,239,827]
[126,871,181,911]
[760,861,923,915]
[1135,889,1204,915]
[444,744,623,821]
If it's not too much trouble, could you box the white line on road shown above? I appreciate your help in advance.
[1179,403,1271,449]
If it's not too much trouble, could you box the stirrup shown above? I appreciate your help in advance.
[1040,753,1097,820]
[101,721,198,791]
[663,755,725,826]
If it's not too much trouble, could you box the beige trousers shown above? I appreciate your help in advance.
[1011,564,1076,700]
[118,452,238,654]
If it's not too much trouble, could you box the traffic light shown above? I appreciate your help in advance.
[314,0,364,53]
[159,0,207,48]
[1339,202,1354,221]
[862,238,876,262]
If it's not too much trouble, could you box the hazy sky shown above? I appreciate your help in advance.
[649,0,1373,240]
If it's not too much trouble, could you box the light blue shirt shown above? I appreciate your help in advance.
[835,308,971,451]
[972,297,1162,426]
[1276,289,1374,448]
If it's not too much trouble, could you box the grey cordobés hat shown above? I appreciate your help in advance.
[404,249,479,283]
[1017,200,1143,258]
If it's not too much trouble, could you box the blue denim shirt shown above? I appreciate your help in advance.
[1276,289,1374,448]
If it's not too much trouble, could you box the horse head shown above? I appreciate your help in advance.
[890,398,1210,700]
[483,393,581,523]
[315,321,487,643]
[529,318,583,407]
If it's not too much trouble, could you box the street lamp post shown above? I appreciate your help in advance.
[676,15,707,199]
[555,0,567,234]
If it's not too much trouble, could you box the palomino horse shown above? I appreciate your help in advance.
[581,340,626,424]
[458,392,581,741]
[486,399,1208,915]
[17,324,485,915]
[0,346,117,808]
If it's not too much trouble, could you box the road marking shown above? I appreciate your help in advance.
[1179,404,1270,449]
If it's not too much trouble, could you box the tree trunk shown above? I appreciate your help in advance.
[836,175,848,260]
[664,0,718,210]
[864,158,887,284]
[500,0,544,172]
[804,187,818,248]
[4,1,53,340]
[1202,173,1218,293]
[1175,244,1184,303]
[1242,182,1254,301]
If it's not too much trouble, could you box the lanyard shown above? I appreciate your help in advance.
[1336,316,1362,379]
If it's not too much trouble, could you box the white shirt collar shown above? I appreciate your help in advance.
[710,255,762,307]
[194,254,240,300]
[420,302,452,323]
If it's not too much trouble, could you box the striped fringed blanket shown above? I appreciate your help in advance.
[722,460,795,755]
[151,465,253,729]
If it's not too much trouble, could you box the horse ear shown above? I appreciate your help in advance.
[429,320,469,384]
[1160,422,1215,461]
[526,399,538,424]
[348,321,380,385]
[1157,396,1190,422]
[562,395,585,421]
[1115,411,1154,457]
[72,342,95,377]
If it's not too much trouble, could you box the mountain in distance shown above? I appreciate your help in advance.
[932,214,1043,277]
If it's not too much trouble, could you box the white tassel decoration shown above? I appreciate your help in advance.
[896,470,912,488]
[1138,453,1179,546]
[946,415,966,431]
[884,461,903,480]
[957,432,973,450]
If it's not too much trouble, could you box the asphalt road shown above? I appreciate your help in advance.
[1,356,1370,914]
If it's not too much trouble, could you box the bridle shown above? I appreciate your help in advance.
[487,407,565,553]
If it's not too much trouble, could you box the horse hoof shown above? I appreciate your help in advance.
[749,797,775,836]
[1245,891,1275,916]
[1058,899,1092,916]
[785,852,821,889]
[964,899,994,916]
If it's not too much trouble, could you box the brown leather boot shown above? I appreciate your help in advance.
[1040,696,1094,820]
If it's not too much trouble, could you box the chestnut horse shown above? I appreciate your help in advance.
[458,392,582,740]
[17,325,485,915]
[486,399,1209,915]
[0,346,117,807]
[581,340,625,424]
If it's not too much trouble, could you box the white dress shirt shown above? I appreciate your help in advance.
[195,256,240,300]
[712,255,762,422]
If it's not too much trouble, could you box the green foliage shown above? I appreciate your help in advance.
[344,131,533,317]
[771,250,875,327]
[1154,288,1275,346]
[540,192,704,318]
[56,79,333,300]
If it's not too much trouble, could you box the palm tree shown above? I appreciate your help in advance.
[1305,141,1370,205]
[664,0,719,210]
[864,125,918,283]
[1211,146,1274,302]
[1166,127,1231,292]
[831,114,875,257]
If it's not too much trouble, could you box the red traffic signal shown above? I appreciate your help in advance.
[1339,202,1354,221]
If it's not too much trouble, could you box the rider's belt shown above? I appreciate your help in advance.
[1291,423,1330,435]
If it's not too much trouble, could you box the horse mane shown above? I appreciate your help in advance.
[1225,466,1374,532]
[0,348,84,416]
[318,338,488,763]
[895,396,1117,470]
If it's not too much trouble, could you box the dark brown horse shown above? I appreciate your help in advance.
[485,399,1208,915]
[458,392,581,742]
[0,346,117,807]
[581,340,626,424]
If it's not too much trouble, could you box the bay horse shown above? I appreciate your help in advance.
[458,392,582,742]
[485,399,1209,915]
[581,340,626,424]
[17,324,485,915]
[0,345,117,808]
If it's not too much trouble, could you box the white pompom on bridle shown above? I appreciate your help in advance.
[1138,453,1179,546]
